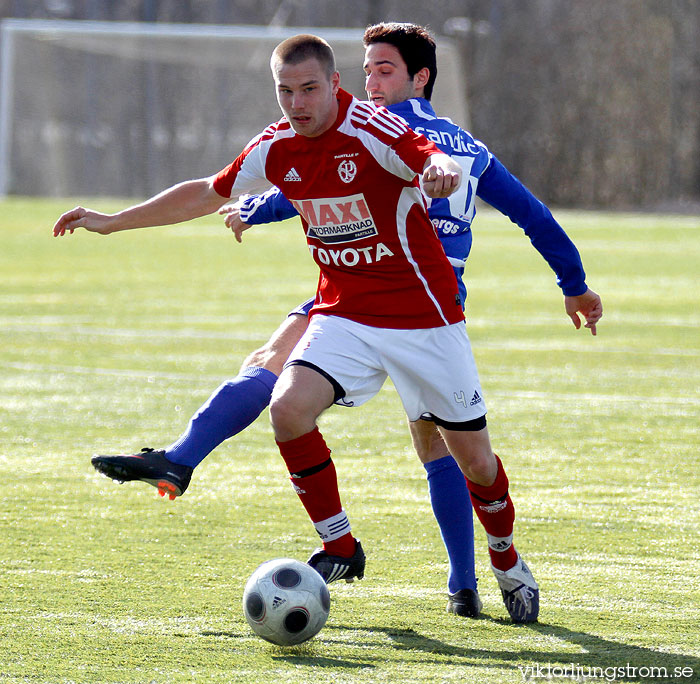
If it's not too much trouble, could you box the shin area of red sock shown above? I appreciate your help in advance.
[467,455,518,570]
[277,427,355,557]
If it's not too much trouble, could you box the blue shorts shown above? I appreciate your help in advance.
[288,297,315,318]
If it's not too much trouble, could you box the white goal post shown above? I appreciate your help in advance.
[0,19,468,198]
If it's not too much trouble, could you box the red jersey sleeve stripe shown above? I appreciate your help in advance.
[349,111,409,145]
[351,114,406,140]
[353,102,408,137]
[350,111,401,137]
[373,109,409,136]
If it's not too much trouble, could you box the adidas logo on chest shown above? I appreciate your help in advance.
[284,167,302,182]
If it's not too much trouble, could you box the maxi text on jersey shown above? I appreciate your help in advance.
[290,195,378,245]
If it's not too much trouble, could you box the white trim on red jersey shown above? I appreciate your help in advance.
[349,101,408,140]
[394,186,451,326]
[337,103,417,184]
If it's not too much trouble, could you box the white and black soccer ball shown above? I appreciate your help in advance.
[242,558,331,646]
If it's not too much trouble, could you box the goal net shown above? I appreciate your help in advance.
[0,19,468,198]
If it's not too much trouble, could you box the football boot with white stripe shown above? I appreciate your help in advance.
[91,448,193,500]
[307,539,366,584]
[491,553,539,623]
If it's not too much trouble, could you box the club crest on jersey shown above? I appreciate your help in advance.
[290,194,378,244]
[337,159,357,183]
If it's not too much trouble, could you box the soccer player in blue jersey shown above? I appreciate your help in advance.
[70,23,602,624]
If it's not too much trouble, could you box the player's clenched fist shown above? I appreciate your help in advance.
[53,206,114,237]
[422,154,462,198]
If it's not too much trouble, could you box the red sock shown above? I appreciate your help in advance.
[467,454,518,571]
[276,427,355,557]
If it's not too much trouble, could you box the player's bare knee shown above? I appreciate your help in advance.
[242,314,308,376]
[241,345,271,370]
[452,447,497,486]
[269,377,309,439]
[242,344,288,375]
[439,426,496,484]
[269,395,307,441]
[409,419,449,464]
[466,452,498,486]
[414,437,449,464]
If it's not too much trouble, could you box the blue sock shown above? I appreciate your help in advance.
[424,454,478,593]
[165,366,277,468]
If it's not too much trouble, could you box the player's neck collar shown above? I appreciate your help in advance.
[388,97,435,120]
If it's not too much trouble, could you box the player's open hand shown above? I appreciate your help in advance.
[565,288,603,336]
[219,204,252,243]
[52,207,113,237]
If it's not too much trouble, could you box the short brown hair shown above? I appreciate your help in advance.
[270,34,336,77]
[363,23,438,100]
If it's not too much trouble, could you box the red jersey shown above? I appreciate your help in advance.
[213,88,463,329]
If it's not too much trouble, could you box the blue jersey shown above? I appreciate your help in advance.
[238,98,587,306]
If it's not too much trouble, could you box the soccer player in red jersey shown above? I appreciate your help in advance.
[218,34,541,621]
[53,31,602,624]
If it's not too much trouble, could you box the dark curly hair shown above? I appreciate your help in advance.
[363,22,437,100]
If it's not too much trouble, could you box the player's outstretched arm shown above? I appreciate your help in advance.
[565,288,603,336]
[422,154,462,199]
[52,176,228,237]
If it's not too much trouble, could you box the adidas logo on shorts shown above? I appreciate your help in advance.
[470,390,482,406]
[284,167,302,182]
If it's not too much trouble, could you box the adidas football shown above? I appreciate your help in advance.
[242,558,331,646]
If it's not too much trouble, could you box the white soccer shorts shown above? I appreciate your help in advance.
[285,314,487,424]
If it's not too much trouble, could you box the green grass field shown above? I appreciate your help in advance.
[1,198,699,683]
